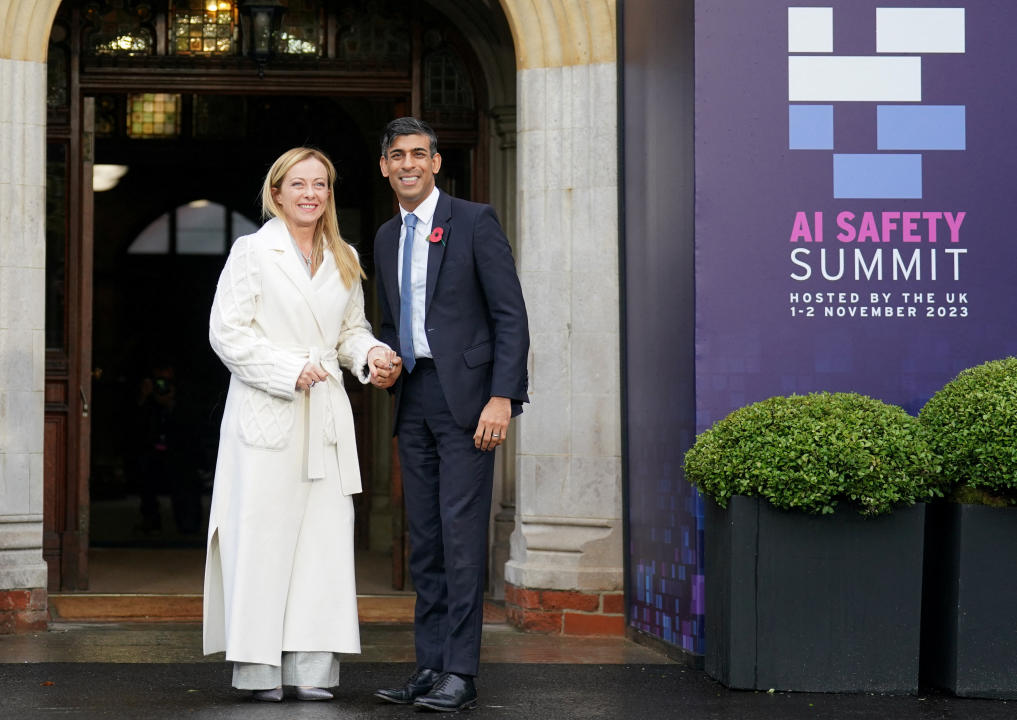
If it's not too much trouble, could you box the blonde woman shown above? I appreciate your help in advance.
[203,148,401,701]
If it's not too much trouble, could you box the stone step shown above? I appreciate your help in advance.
[47,594,507,625]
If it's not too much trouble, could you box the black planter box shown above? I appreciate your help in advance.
[705,495,926,693]
[921,503,1017,699]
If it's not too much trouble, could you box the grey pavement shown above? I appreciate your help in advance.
[0,623,1013,719]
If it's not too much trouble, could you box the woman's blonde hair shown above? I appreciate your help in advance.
[260,147,365,288]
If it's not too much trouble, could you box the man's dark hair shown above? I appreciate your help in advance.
[380,117,439,157]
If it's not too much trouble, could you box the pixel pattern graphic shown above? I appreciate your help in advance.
[788,7,966,199]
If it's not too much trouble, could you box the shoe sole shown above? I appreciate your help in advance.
[413,698,478,712]
[373,691,414,705]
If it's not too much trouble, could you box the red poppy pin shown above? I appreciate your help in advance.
[429,227,445,246]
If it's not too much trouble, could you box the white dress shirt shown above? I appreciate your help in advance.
[397,185,440,359]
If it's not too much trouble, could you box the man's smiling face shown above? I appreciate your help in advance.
[380,133,442,212]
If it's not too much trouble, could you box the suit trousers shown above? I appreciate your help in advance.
[397,359,496,677]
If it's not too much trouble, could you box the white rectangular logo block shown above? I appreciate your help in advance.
[789,56,922,102]
[876,8,965,54]
[788,7,833,53]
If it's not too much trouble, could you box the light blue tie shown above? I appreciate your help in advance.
[399,213,418,373]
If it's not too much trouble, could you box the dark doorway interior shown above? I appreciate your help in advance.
[87,94,390,551]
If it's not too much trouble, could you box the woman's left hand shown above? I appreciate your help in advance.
[296,362,328,392]
[368,346,402,389]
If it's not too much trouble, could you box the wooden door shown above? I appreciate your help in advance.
[43,97,94,591]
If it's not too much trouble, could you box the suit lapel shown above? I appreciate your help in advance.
[379,216,402,327]
[425,191,452,313]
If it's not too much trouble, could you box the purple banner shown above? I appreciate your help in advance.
[695,0,1017,429]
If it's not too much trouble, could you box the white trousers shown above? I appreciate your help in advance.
[232,651,341,689]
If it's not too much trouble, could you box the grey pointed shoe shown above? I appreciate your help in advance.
[251,686,283,702]
[295,686,334,701]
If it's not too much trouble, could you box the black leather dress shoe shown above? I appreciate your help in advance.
[373,667,441,705]
[413,672,477,712]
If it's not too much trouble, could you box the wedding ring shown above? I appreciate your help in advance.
[492,433,500,438]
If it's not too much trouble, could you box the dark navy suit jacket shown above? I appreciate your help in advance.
[374,190,530,431]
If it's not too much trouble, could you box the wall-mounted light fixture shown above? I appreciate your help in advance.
[93,165,129,192]
[240,0,286,76]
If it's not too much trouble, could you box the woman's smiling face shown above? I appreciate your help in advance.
[272,156,330,230]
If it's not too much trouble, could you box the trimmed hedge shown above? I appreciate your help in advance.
[919,357,1017,505]
[684,392,941,516]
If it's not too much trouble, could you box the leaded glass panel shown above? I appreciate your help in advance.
[193,95,247,139]
[170,0,237,55]
[85,0,155,56]
[275,0,323,56]
[424,48,474,112]
[126,93,182,138]
[46,143,68,350]
[95,96,119,138]
[336,0,410,70]
[47,47,69,109]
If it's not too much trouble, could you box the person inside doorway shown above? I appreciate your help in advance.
[131,357,202,536]
[202,147,401,702]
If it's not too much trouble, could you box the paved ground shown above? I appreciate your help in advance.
[0,623,1013,719]
[3,661,1015,720]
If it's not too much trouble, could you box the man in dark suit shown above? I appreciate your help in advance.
[370,117,530,712]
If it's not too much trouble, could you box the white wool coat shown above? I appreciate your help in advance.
[203,217,381,664]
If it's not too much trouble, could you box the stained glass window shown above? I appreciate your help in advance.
[85,0,155,56]
[276,0,323,56]
[126,93,182,138]
[171,0,237,55]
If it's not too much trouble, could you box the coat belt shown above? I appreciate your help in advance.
[307,347,339,481]
[286,346,361,495]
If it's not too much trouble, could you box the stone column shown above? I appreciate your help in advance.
[505,58,625,635]
[487,105,518,600]
[0,57,49,633]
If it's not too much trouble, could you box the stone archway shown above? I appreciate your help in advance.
[0,0,624,636]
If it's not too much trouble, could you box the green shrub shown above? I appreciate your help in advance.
[684,392,941,516]
[918,357,1017,505]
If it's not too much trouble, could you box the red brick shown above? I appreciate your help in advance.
[504,584,519,606]
[562,612,626,636]
[509,607,562,634]
[14,611,47,633]
[540,590,599,612]
[0,590,31,612]
[511,588,543,610]
[30,588,47,611]
[0,614,14,635]
[601,593,625,615]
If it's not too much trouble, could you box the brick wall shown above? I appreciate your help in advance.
[505,583,625,636]
[0,589,48,634]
